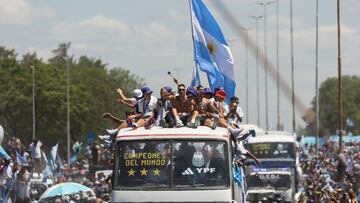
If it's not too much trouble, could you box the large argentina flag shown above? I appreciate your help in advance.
[191,0,235,99]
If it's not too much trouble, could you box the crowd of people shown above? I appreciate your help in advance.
[297,140,360,202]
[0,136,113,202]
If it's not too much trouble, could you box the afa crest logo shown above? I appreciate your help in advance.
[192,152,204,167]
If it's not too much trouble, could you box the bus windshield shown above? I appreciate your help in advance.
[113,140,230,190]
[245,142,295,159]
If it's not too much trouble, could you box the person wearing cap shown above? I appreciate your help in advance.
[155,86,175,128]
[103,88,143,133]
[191,87,213,127]
[171,84,195,127]
[184,86,203,128]
[224,96,245,128]
[133,87,158,129]
[205,89,228,129]
[117,88,143,112]
[203,87,214,100]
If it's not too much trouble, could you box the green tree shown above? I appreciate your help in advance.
[306,76,360,135]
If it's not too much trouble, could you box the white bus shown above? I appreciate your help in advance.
[244,131,299,203]
[112,126,245,203]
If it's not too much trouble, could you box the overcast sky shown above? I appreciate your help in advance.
[1,0,359,132]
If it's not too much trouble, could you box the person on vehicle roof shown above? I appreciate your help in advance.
[171,84,195,127]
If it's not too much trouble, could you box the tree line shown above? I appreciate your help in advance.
[0,43,144,155]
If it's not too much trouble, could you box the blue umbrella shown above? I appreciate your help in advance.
[39,182,93,200]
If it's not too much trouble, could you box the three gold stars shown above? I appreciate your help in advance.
[127,168,161,176]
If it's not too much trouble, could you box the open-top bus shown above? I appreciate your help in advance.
[112,126,245,203]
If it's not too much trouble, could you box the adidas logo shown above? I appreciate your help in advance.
[182,168,194,175]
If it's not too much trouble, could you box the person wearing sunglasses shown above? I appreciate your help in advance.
[171,84,194,127]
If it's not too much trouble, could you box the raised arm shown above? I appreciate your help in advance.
[116,88,133,103]
[117,98,136,108]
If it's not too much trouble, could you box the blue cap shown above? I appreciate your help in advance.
[203,87,212,94]
[141,87,153,95]
[163,85,172,93]
[186,86,198,98]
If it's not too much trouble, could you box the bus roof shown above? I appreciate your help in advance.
[116,126,230,141]
[247,131,296,143]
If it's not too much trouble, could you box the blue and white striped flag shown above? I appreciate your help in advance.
[190,0,235,100]
[16,150,28,165]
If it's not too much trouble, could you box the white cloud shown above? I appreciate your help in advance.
[0,0,54,25]
[79,15,130,34]
[168,10,188,21]
[53,15,180,42]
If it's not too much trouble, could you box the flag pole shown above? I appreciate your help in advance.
[188,0,200,85]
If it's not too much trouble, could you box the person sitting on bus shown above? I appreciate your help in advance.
[224,96,244,128]
[203,89,228,130]
[184,86,203,128]
[171,84,195,127]
[104,88,143,135]
[155,86,175,128]
[116,88,143,112]
[131,87,158,129]
[192,87,213,127]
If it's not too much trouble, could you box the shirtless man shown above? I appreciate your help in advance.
[171,84,195,127]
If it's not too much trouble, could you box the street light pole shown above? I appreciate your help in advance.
[276,0,281,130]
[31,64,36,140]
[251,15,263,127]
[258,1,274,131]
[315,0,320,159]
[290,0,296,134]
[337,0,344,151]
[66,57,71,165]
[245,28,250,124]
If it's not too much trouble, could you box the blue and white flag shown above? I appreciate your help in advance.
[16,150,28,165]
[50,143,58,162]
[190,0,235,100]
[346,117,355,128]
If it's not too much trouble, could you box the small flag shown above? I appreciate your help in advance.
[346,117,355,128]
[72,141,82,155]
[16,150,28,165]
[50,143,58,162]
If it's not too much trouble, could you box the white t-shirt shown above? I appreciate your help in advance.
[137,96,157,117]
[30,141,42,159]
[0,164,12,185]
[129,98,137,106]
[224,105,244,124]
